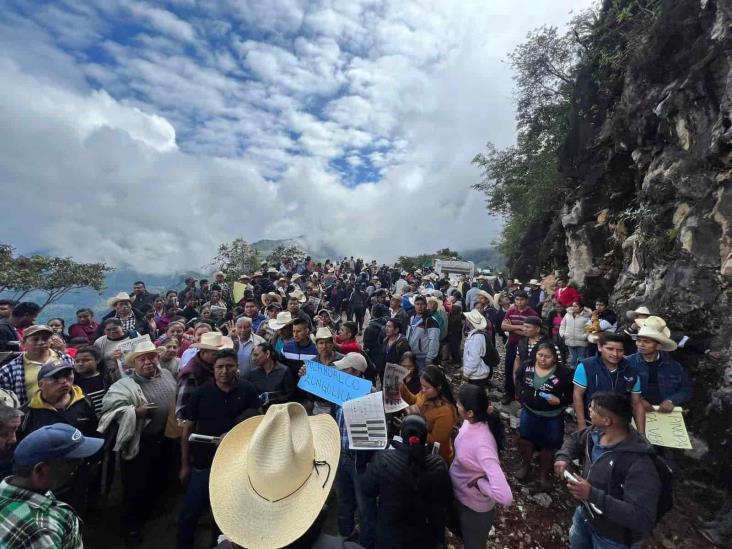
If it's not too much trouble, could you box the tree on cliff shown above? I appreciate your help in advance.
[209,238,261,281]
[267,244,306,265]
[0,244,112,311]
[472,12,595,259]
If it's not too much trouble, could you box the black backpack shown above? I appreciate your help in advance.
[480,331,500,369]
[613,449,674,528]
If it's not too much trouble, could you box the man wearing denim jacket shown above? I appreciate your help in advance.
[627,325,693,413]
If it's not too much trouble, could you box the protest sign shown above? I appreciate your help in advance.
[644,407,692,449]
[114,334,152,355]
[343,391,388,450]
[298,360,372,406]
[306,296,321,311]
[233,281,247,304]
[382,362,410,413]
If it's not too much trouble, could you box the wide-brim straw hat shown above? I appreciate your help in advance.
[626,306,652,320]
[289,289,307,304]
[191,332,234,351]
[463,309,487,330]
[124,340,160,366]
[210,403,340,549]
[107,292,132,308]
[269,311,295,331]
[528,279,540,286]
[267,267,279,274]
[476,290,494,305]
[634,316,671,337]
[315,327,333,341]
[263,292,283,305]
[632,325,677,351]
[291,274,302,282]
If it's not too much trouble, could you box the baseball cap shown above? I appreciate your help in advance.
[333,353,368,373]
[23,325,53,339]
[37,360,75,382]
[14,424,104,466]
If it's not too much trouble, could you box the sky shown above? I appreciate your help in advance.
[0,0,592,274]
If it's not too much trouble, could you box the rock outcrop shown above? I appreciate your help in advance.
[521,0,732,536]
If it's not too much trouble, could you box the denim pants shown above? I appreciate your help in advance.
[177,467,216,549]
[336,452,375,547]
[504,342,518,396]
[567,346,585,370]
[570,507,642,549]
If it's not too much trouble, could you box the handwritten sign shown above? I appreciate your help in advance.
[644,407,692,449]
[298,360,372,406]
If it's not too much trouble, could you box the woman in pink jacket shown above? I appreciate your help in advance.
[450,384,513,549]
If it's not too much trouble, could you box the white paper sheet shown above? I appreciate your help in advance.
[342,391,388,450]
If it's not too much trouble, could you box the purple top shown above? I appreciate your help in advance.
[449,420,513,512]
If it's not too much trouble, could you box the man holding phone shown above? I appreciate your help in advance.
[554,392,661,548]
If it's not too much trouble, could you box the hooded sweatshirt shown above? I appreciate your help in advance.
[20,385,97,439]
[555,427,661,545]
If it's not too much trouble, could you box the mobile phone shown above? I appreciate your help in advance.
[538,391,553,400]
[563,470,579,483]
[188,433,222,444]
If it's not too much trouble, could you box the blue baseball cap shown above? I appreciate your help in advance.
[14,424,104,466]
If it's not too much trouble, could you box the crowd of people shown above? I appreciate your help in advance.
[0,256,715,548]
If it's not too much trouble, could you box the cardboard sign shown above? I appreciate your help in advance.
[644,407,692,449]
[233,281,247,304]
[298,360,372,406]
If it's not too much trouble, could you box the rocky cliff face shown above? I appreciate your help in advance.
[535,0,732,533]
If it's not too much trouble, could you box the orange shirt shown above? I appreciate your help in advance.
[400,385,458,464]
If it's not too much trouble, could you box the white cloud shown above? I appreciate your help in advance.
[0,0,594,273]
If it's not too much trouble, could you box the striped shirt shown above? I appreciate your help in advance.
[0,479,82,548]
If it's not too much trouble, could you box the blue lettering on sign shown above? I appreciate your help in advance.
[298,360,372,405]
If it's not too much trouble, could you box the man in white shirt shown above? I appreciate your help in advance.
[462,309,489,389]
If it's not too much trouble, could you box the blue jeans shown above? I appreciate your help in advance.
[504,342,518,396]
[570,508,642,549]
[567,346,585,370]
[177,467,216,549]
[336,452,375,547]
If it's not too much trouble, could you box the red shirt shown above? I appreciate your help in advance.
[504,306,538,345]
[335,336,362,354]
[555,286,581,308]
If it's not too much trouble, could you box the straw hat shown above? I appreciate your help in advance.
[626,306,652,320]
[476,290,494,305]
[262,292,282,305]
[107,292,132,308]
[209,402,340,549]
[634,316,671,337]
[315,327,333,341]
[269,311,295,331]
[124,340,160,366]
[463,309,487,330]
[528,279,540,286]
[214,271,225,278]
[291,273,302,282]
[289,289,307,304]
[267,267,279,274]
[191,332,234,351]
[632,325,677,351]
[252,271,263,278]
[333,353,368,373]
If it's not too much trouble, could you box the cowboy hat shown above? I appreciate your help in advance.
[238,274,250,280]
[634,316,671,337]
[315,327,333,341]
[632,325,677,351]
[291,273,302,282]
[209,402,340,549]
[267,267,279,274]
[463,309,487,330]
[528,279,540,286]
[289,289,307,304]
[262,291,282,305]
[191,332,234,351]
[476,290,494,305]
[414,269,422,275]
[626,306,652,320]
[124,339,160,366]
[269,311,295,331]
[213,271,225,278]
[107,292,132,308]
[252,271,263,277]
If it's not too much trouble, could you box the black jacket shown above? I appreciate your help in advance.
[555,427,661,545]
[361,442,452,549]
[0,319,21,357]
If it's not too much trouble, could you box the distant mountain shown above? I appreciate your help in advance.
[459,247,504,270]
[251,236,340,262]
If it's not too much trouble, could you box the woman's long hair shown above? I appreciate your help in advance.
[458,384,506,450]
[420,365,456,405]
[400,414,429,486]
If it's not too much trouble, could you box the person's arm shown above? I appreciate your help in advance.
[573,385,587,428]
[631,392,645,433]
[475,439,513,506]
[662,363,694,408]
[425,325,440,362]
[179,421,194,482]
[399,382,417,405]
[426,406,456,452]
[559,315,567,339]
[553,429,584,476]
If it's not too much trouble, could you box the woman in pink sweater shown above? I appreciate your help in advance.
[450,384,513,549]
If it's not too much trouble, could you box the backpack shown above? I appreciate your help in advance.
[480,330,500,369]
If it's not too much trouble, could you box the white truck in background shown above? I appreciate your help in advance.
[433,259,475,284]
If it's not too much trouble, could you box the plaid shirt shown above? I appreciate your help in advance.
[0,352,74,406]
[0,479,83,549]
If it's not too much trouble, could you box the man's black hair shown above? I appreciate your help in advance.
[591,391,632,426]
[75,308,94,316]
[412,295,427,304]
[595,297,608,306]
[133,281,145,287]
[214,348,238,363]
[514,290,529,299]
[292,317,309,329]
[199,279,209,285]
[597,332,625,346]
[11,302,40,318]
[0,299,16,307]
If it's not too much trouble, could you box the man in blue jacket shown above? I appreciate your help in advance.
[626,324,693,413]
[572,333,646,433]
